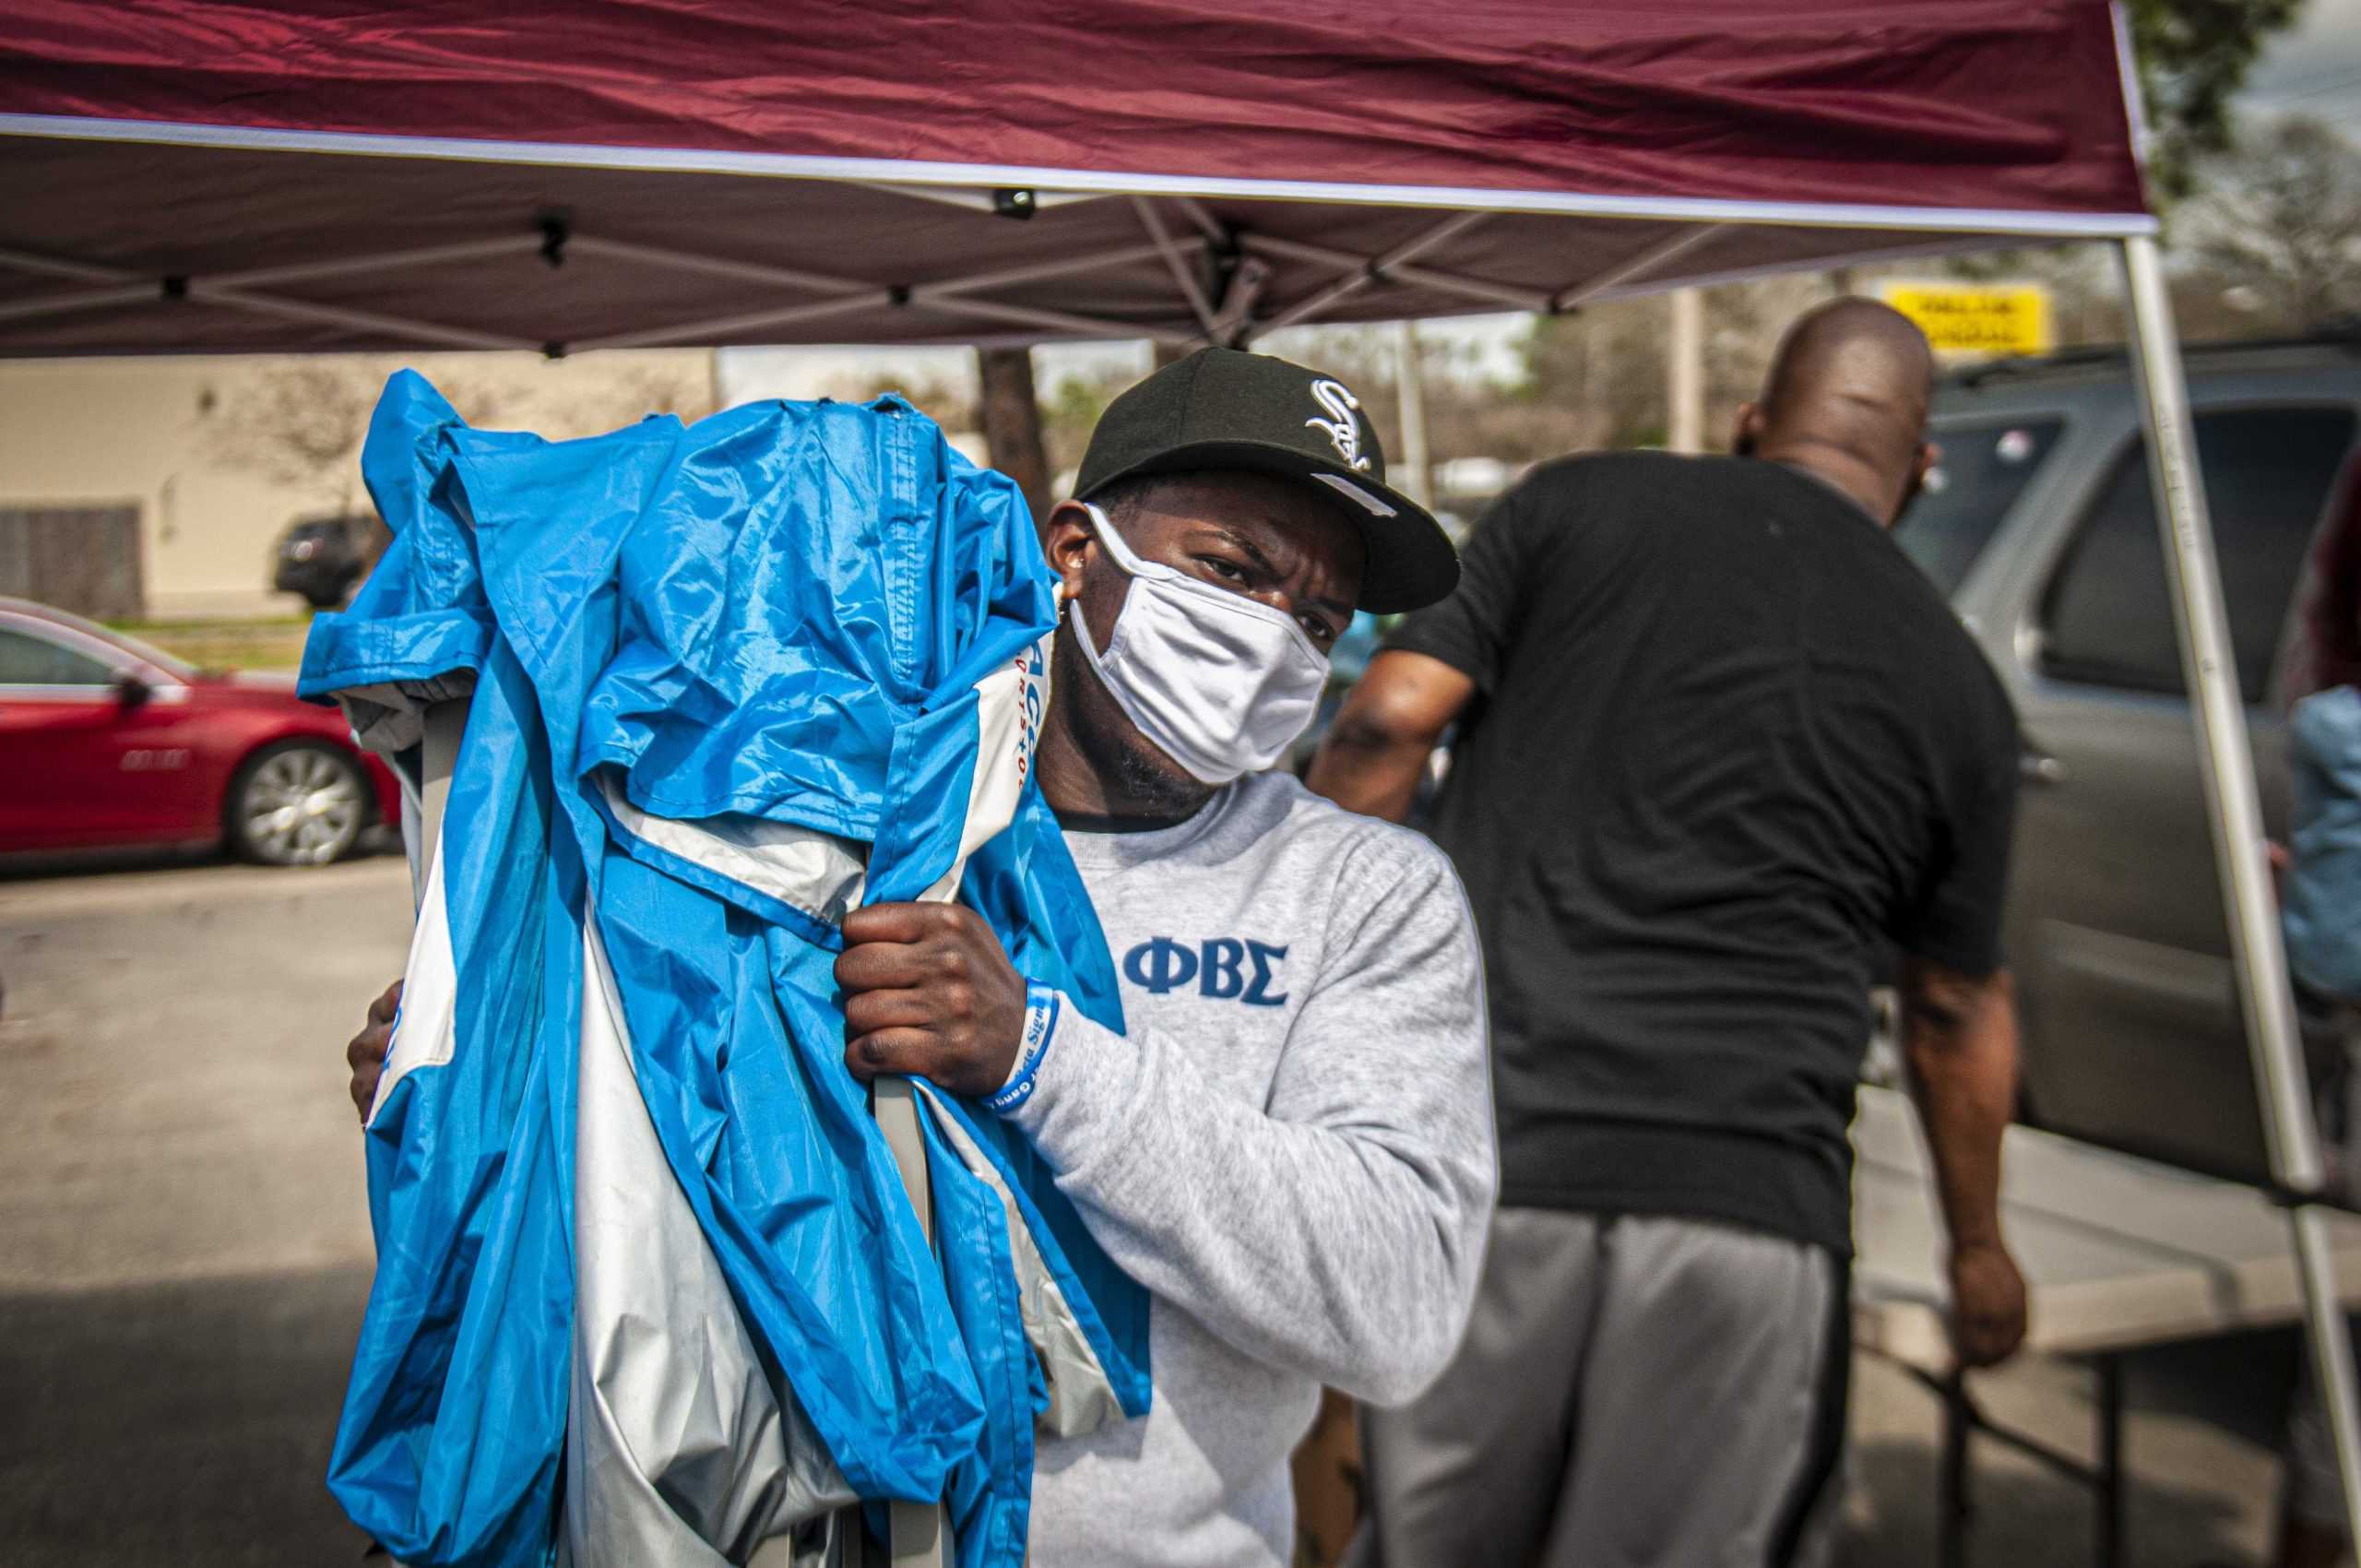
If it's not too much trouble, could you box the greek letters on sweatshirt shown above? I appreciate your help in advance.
[1008,771,1496,1568]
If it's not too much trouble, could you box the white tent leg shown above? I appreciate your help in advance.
[2117,232,2361,1548]
[2292,1200,2361,1538]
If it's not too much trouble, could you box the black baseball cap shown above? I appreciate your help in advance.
[1074,347,1460,613]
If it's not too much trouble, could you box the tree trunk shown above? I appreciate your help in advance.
[977,346,1051,525]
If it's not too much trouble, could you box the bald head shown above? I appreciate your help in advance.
[1738,298,1938,527]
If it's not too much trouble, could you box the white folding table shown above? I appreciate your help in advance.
[1855,1086,2361,1568]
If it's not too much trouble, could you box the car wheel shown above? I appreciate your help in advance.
[227,741,370,867]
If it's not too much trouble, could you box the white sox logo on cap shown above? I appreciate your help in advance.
[1306,379,1371,472]
[1072,345,1455,611]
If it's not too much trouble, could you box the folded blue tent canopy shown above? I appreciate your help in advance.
[300,373,1151,1568]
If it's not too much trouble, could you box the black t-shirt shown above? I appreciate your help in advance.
[1389,451,2019,1253]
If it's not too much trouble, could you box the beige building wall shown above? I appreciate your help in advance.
[0,349,717,619]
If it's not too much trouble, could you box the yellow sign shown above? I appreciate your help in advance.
[1877,281,2053,359]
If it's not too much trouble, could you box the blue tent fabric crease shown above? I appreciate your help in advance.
[300,372,1151,1568]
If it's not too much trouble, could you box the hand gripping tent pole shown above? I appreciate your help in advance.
[2118,232,2361,1548]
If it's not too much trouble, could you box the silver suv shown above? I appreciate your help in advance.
[1909,338,2361,1184]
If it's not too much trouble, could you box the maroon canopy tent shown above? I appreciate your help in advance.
[0,0,2153,354]
[3,1,2348,1560]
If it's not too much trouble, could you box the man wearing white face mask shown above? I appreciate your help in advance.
[342,348,1494,1568]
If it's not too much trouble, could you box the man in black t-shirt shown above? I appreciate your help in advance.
[1310,300,2026,1567]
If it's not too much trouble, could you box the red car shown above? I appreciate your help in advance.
[0,596,401,866]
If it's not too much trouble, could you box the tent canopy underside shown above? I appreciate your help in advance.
[0,128,2151,357]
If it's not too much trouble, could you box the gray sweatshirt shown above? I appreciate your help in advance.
[1005,771,1495,1568]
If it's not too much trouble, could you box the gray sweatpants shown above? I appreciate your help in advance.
[1350,1207,1847,1568]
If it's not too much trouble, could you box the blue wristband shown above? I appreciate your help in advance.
[986,983,1062,1114]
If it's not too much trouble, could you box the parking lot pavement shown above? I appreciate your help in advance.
[1,852,409,1566]
[0,850,2295,1565]
[0,854,411,1292]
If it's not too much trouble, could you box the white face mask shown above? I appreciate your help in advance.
[1067,503,1332,785]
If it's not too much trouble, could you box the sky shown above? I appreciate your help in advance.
[719,2,2361,411]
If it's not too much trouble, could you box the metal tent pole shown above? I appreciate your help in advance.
[416,701,465,901]
[2116,232,2361,1549]
[875,1074,951,1568]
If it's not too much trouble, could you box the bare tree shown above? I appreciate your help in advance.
[1039,360,1143,480]
[197,359,517,517]
[2123,0,2307,200]
[2187,115,2361,333]
[198,354,718,518]
[539,362,717,437]
[977,347,1051,524]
